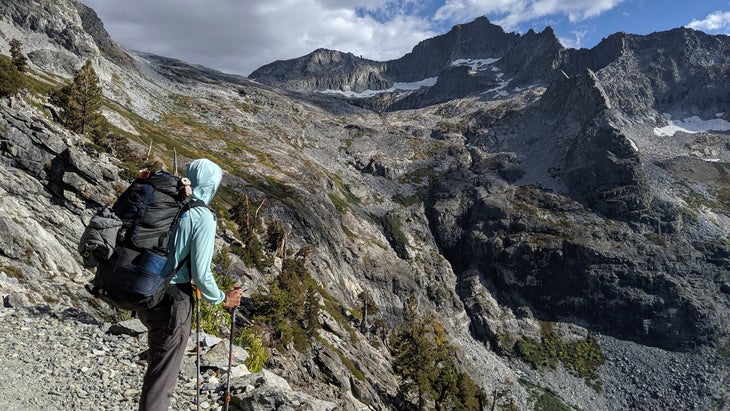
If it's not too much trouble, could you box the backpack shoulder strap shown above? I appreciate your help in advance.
[169,199,209,269]
[161,198,209,248]
[187,199,208,210]
[187,199,218,220]
[172,253,191,276]
[159,199,209,299]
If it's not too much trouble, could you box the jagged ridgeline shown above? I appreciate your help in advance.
[0,1,729,410]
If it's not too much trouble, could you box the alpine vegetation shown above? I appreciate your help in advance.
[0,1,728,410]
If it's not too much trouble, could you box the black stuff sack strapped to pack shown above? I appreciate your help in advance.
[80,169,201,311]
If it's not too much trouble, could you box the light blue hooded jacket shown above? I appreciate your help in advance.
[167,159,225,304]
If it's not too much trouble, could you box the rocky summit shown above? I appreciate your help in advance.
[0,1,729,410]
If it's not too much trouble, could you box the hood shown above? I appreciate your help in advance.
[185,159,223,205]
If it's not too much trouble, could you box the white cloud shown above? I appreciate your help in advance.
[686,10,730,33]
[558,29,587,49]
[433,0,517,24]
[81,0,435,75]
[433,0,623,31]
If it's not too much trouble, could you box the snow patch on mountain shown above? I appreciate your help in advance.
[485,78,513,97]
[450,58,500,71]
[319,58,512,99]
[317,77,437,98]
[449,58,534,97]
[653,113,730,137]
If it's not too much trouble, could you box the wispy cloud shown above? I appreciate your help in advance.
[433,0,624,30]
[433,0,518,25]
[686,10,730,33]
[83,0,436,75]
[559,30,588,49]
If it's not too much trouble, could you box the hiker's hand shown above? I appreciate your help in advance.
[222,288,243,311]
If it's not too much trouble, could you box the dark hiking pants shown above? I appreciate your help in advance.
[137,284,193,411]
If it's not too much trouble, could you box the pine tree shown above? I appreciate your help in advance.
[391,311,440,409]
[302,286,320,337]
[391,308,487,410]
[51,59,104,135]
[69,59,103,135]
[279,258,306,318]
[0,56,23,97]
[9,39,28,72]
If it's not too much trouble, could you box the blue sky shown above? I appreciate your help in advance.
[80,0,730,76]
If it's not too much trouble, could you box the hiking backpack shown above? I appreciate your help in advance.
[80,169,202,311]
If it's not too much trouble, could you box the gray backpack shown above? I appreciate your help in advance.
[80,170,202,310]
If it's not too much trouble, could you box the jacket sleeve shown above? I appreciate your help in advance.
[190,210,225,305]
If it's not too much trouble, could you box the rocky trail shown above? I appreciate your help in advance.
[1,2,730,408]
[0,305,220,410]
[0,304,336,411]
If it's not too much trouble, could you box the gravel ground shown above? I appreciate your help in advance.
[0,306,226,411]
[520,332,730,411]
[2,304,728,411]
[596,334,729,411]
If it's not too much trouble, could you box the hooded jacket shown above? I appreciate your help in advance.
[166,159,225,304]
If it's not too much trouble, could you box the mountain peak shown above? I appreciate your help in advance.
[3,3,730,410]
[249,47,388,92]
[75,2,132,66]
[0,0,132,75]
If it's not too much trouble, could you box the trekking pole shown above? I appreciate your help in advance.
[195,287,202,411]
[224,285,242,411]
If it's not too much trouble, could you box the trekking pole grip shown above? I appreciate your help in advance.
[231,285,242,311]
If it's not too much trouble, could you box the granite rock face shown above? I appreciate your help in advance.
[250,48,389,93]
[1,2,730,410]
[427,180,730,351]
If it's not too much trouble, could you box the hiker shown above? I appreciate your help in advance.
[137,158,243,411]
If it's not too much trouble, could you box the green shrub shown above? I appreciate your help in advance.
[644,232,666,246]
[197,265,238,335]
[334,180,361,205]
[520,378,577,411]
[718,339,730,360]
[247,258,321,352]
[228,193,273,270]
[197,299,230,336]
[198,298,230,335]
[534,391,573,411]
[398,167,437,184]
[249,280,290,326]
[374,213,410,259]
[1,265,24,280]
[392,193,421,207]
[234,326,268,372]
[390,312,487,410]
[328,192,349,213]
[0,55,24,97]
[516,322,605,391]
